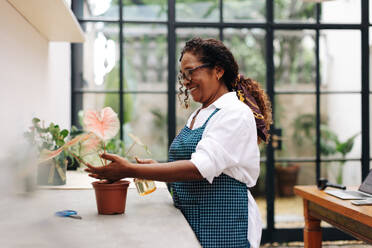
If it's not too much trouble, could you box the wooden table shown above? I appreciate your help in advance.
[294,185,372,248]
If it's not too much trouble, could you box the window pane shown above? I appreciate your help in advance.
[123,0,167,21]
[321,0,361,24]
[320,94,361,169]
[78,0,119,20]
[223,0,265,22]
[321,161,362,189]
[81,93,119,110]
[124,24,168,92]
[320,30,361,92]
[81,22,119,91]
[274,0,316,23]
[274,94,316,159]
[176,0,219,22]
[223,28,266,88]
[274,30,316,92]
[123,94,168,161]
[274,162,315,228]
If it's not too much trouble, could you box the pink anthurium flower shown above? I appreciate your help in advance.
[83,107,120,142]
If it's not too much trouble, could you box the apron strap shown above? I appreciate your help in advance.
[201,108,220,128]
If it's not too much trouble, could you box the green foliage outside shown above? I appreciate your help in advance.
[293,114,359,184]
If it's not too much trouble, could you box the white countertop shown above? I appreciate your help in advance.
[0,188,200,248]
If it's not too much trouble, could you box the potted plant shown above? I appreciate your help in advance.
[318,125,359,185]
[293,114,359,185]
[24,118,73,185]
[270,127,300,197]
[275,162,300,197]
[39,107,156,214]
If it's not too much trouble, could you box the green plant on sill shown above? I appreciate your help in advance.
[293,113,359,184]
[23,118,83,184]
[24,118,72,165]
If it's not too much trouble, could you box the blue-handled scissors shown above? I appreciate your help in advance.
[55,210,82,219]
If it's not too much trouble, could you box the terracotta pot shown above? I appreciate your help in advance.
[92,180,130,215]
[275,164,300,197]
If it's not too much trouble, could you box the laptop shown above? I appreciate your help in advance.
[325,169,372,200]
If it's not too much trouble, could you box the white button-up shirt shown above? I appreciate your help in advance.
[188,92,262,248]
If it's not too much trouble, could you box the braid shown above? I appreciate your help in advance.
[232,75,272,144]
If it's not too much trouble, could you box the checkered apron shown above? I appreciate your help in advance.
[168,109,250,248]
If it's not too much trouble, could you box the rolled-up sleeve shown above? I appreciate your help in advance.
[190,107,259,184]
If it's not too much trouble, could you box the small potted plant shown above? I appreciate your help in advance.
[82,107,131,214]
[275,162,300,197]
[39,107,156,214]
[24,118,73,185]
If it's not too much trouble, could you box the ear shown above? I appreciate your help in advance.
[215,66,225,80]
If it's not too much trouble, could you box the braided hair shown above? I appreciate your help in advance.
[179,37,272,143]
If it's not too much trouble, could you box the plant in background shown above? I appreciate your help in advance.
[293,113,359,184]
[320,125,359,185]
[39,107,151,177]
[24,118,76,184]
[24,118,69,155]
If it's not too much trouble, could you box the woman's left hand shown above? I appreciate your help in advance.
[84,153,134,182]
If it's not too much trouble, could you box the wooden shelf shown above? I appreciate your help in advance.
[7,0,85,43]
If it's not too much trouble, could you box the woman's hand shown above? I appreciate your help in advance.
[84,153,134,183]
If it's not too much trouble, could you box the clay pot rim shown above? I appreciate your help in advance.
[92,180,130,189]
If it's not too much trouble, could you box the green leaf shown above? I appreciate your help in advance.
[106,140,116,151]
[60,129,69,138]
[56,140,64,147]
[32,118,40,125]
[336,133,359,156]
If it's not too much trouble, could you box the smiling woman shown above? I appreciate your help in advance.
[85,37,272,248]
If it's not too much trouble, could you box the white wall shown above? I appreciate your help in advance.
[0,0,71,157]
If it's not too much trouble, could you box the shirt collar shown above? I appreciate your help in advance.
[210,92,237,109]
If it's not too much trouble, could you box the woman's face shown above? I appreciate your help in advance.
[180,52,227,108]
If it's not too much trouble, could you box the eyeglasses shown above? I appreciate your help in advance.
[177,63,211,83]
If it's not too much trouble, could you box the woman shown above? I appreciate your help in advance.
[85,37,272,248]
